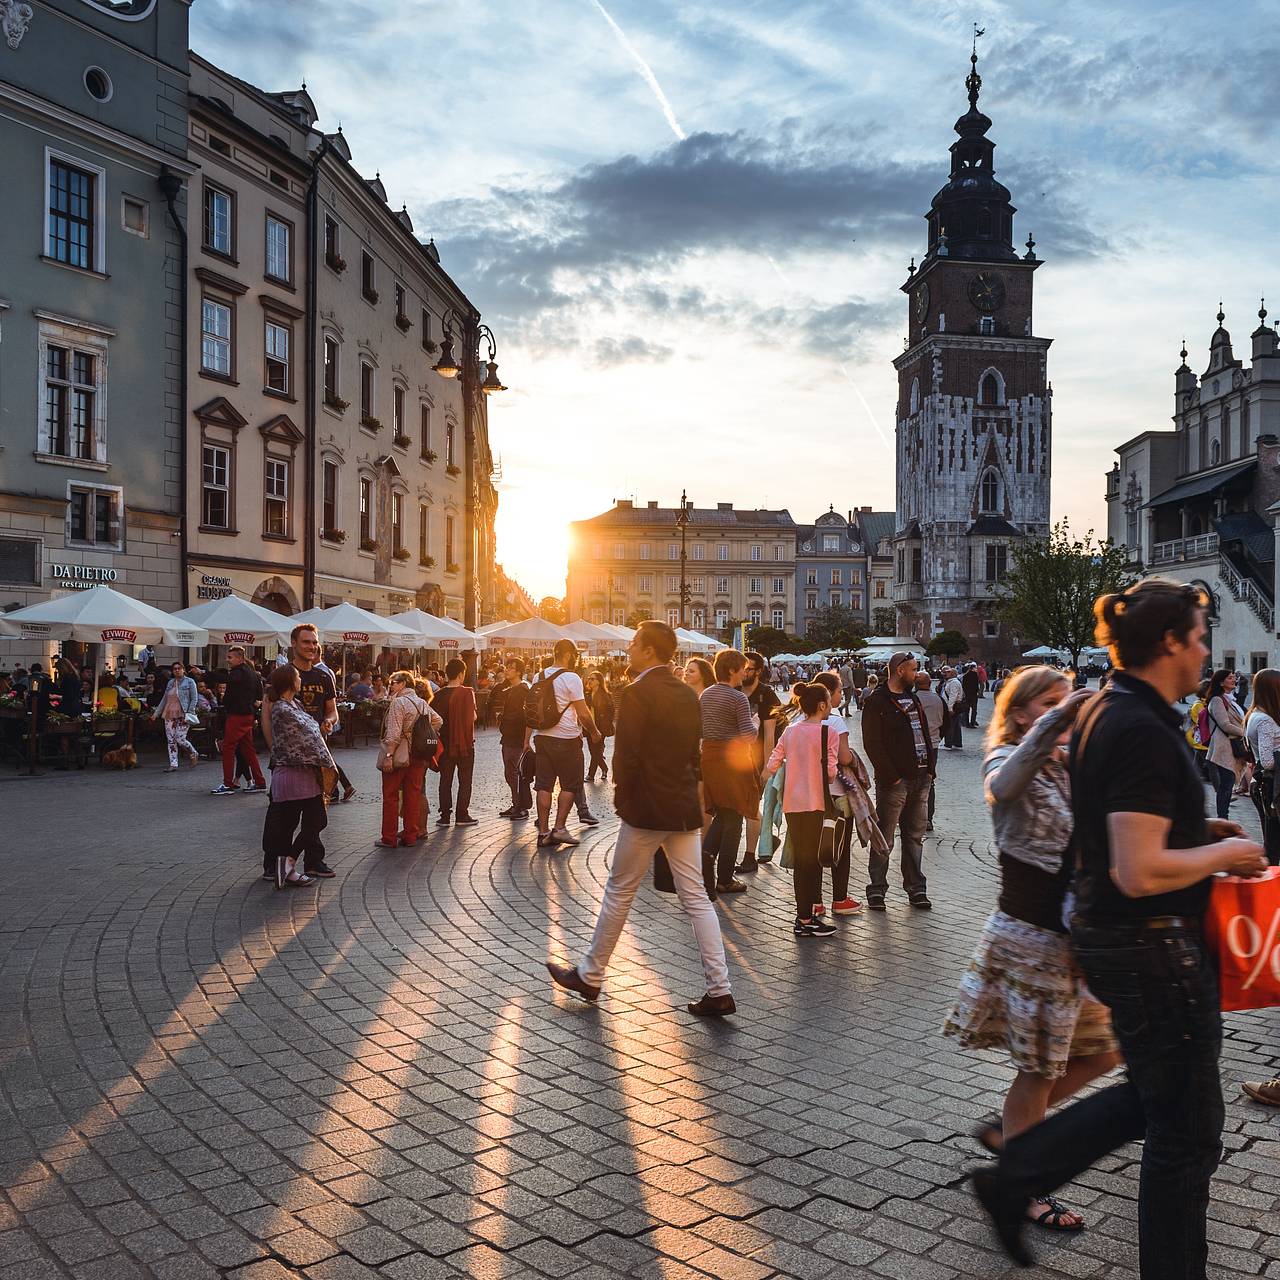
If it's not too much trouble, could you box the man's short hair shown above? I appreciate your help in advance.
[635,619,677,664]
[713,648,747,681]
[504,656,526,675]
[445,657,467,680]
[290,622,319,645]
[552,638,578,664]
[744,650,766,670]
[227,645,245,657]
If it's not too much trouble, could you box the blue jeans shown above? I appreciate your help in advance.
[996,921,1222,1279]
[1208,761,1235,820]
[703,808,743,888]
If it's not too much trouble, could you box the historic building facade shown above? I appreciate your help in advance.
[794,509,870,634]
[1106,307,1280,671]
[891,51,1052,662]
[567,500,796,635]
[0,0,192,664]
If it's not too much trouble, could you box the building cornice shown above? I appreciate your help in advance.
[893,332,1053,371]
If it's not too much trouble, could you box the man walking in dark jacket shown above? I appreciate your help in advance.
[546,620,734,1016]
[495,657,531,818]
[961,663,981,727]
[212,646,265,795]
[861,651,936,910]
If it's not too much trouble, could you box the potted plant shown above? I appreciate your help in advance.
[419,554,436,568]
[361,414,383,432]
[360,537,379,553]
[395,313,413,333]
[421,448,438,464]
[322,528,347,544]
[363,287,379,305]
[326,251,347,273]
[393,547,411,561]
[324,392,349,412]
[446,463,461,477]
[422,338,438,355]
[393,433,412,449]
[445,561,460,574]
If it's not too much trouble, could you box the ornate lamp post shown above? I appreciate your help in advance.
[674,489,691,628]
[432,309,506,631]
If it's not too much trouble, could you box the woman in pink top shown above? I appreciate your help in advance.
[766,682,841,937]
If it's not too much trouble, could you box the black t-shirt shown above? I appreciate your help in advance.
[295,664,336,725]
[748,684,782,745]
[1070,670,1211,921]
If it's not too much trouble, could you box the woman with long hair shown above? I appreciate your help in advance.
[683,657,714,696]
[261,664,336,888]
[944,666,1120,1233]
[377,670,440,848]
[1204,667,1245,819]
[1245,668,1280,864]
[584,670,616,783]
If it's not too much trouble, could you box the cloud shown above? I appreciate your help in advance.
[592,335,674,367]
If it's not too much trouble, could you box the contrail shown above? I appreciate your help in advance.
[588,0,686,141]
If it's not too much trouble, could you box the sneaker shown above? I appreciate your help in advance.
[308,862,336,878]
[794,917,837,938]
[867,894,886,911]
[274,855,293,890]
[550,827,580,846]
[437,815,451,826]
[1243,1078,1280,1105]
[261,873,274,882]
[577,811,600,827]
[832,897,863,915]
[166,764,179,772]
[716,878,747,894]
[454,815,479,826]
[812,903,827,917]
[210,783,241,796]
[735,859,759,874]
[245,782,268,794]
[498,807,517,818]
[909,893,933,910]
[284,872,314,888]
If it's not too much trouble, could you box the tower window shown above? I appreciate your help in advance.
[979,316,995,336]
[980,469,1000,514]
[978,371,1001,404]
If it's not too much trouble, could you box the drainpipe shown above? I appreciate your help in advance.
[303,140,331,609]
[158,166,188,613]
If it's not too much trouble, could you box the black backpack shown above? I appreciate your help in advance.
[409,703,440,761]
[526,668,570,732]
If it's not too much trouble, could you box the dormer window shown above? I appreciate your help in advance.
[980,469,1000,514]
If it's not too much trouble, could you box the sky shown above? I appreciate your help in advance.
[191,0,1280,600]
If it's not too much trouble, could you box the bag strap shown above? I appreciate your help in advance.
[821,723,834,813]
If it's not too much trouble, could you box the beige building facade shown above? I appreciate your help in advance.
[568,500,796,634]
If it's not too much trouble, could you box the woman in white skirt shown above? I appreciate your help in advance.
[943,666,1122,1232]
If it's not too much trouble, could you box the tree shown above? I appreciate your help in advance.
[803,605,867,652]
[926,629,969,659]
[997,520,1135,667]
[538,596,566,623]
[872,606,898,636]
[740,626,796,658]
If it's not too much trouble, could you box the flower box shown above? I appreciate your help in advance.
[445,562,460,575]
[322,528,347,543]
[361,414,383,432]
[395,314,413,333]
[419,554,436,568]
[324,392,349,412]
[326,251,347,273]
[360,537,380,553]
[421,449,437,464]
[393,548,411,561]
[363,287,379,305]
[393,433,412,449]
[446,463,461,477]
[422,338,438,355]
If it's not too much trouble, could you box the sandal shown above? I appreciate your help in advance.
[972,1117,1003,1154]
[284,873,314,888]
[1028,1196,1084,1232]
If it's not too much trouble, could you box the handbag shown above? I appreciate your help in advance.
[1210,702,1250,761]
[817,724,846,869]
[184,711,200,726]
[653,846,676,894]
[1204,866,1280,1011]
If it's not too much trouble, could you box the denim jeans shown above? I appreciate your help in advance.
[997,921,1223,1280]
[438,751,474,819]
[1208,761,1235,820]
[868,774,930,897]
[703,807,743,888]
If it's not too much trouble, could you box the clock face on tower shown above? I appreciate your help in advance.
[914,282,930,322]
[968,272,1006,313]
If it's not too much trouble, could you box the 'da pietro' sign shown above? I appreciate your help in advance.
[51,563,119,590]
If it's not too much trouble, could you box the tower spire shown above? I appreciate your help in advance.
[967,24,985,110]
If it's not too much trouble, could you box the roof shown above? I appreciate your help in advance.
[1215,511,1274,565]
[856,511,896,546]
[575,505,795,529]
[1145,459,1256,509]
[967,516,1024,537]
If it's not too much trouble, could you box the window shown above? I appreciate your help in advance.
[419,504,430,562]
[122,196,148,238]
[264,458,289,537]
[691,608,704,630]
[360,362,374,419]
[1210,438,1221,466]
[639,543,651,560]
[264,319,290,394]
[613,543,625,559]
[748,607,762,626]
[323,336,339,400]
[202,184,234,256]
[207,134,231,157]
[830,590,842,607]
[667,575,680,594]
[202,444,230,528]
[980,469,1000,514]
[592,544,603,560]
[324,215,339,261]
[773,544,785,561]
[749,576,762,594]
[984,620,1000,639]
[84,66,112,101]
[446,515,456,567]
[322,461,337,534]
[201,297,232,376]
[395,284,409,326]
[823,534,840,552]
[361,250,377,302]
[715,576,729,594]
[691,577,705,594]
[68,485,120,548]
[668,543,679,560]
[751,544,762,561]
[420,404,432,457]
[978,371,1001,406]
[591,608,605,625]
[391,492,404,552]
[716,544,729,561]
[851,568,862,586]
[637,575,651,593]
[806,568,818,586]
[668,609,681,627]
[421,307,432,347]
[265,215,290,282]
[875,579,886,599]
[806,592,817,610]
[911,547,922,583]
[852,592,863,611]
[393,385,406,437]
[43,346,96,459]
[359,476,373,543]
[772,577,784,594]
[772,608,784,630]
[590,574,605,592]
[979,316,995,336]
[985,543,1008,582]
[715,607,729,629]
[48,158,97,269]
[830,568,842,585]
[692,543,705,560]
[446,422,456,466]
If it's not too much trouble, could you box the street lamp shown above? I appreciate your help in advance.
[674,489,691,628]
[431,307,507,631]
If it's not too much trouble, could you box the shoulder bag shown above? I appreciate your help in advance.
[818,724,846,869]
[1210,699,1250,761]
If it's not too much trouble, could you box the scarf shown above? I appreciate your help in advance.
[269,697,335,771]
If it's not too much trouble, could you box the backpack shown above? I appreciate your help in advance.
[409,701,440,762]
[1194,703,1210,748]
[526,668,571,732]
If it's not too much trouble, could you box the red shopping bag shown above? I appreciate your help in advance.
[1205,867,1280,1012]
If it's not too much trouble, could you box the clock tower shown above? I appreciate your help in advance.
[892,47,1052,661]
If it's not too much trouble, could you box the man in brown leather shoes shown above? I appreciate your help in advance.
[546,620,734,1017]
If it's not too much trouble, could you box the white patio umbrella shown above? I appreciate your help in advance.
[598,622,635,641]
[0,584,209,713]
[289,601,416,647]
[385,609,488,652]
[481,617,575,647]
[1022,644,1067,660]
[172,595,293,648]
[563,619,616,652]
[674,627,717,652]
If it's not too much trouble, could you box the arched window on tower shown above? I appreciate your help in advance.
[909,377,920,414]
[1210,438,1221,466]
[978,206,992,237]
[978,371,1002,405]
[980,469,1000,515]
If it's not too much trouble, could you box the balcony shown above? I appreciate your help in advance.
[1150,533,1219,565]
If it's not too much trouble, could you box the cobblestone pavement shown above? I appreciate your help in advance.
[2,710,1277,1280]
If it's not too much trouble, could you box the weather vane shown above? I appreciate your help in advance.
[973,22,985,53]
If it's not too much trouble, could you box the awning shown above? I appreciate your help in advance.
[967,516,1023,537]
[1146,459,1255,508]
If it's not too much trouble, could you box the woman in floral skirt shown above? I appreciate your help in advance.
[943,666,1121,1233]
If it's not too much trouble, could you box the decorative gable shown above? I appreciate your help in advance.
[194,396,248,432]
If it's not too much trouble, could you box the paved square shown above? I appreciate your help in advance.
[2,716,1277,1278]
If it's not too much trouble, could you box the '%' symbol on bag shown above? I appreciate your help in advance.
[1225,910,1280,990]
